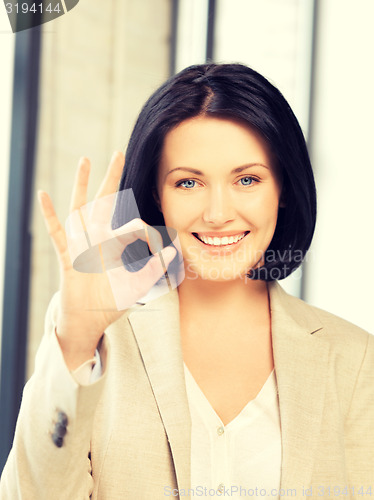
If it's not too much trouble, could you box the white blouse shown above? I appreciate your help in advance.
[183,363,282,498]
[72,346,282,498]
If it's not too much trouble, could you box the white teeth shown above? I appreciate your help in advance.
[197,232,247,246]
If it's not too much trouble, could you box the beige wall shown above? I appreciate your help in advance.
[27,0,172,379]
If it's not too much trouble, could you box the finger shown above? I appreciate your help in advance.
[38,190,72,271]
[69,157,91,213]
[95,151,125,199]
[110,218,160,252]
[94,219,165,271]
[105,246,177,311]
[70,217,147,273]
[84,152,125,227]
[144,225,164,254]
[82,194,116,231]
[134,246,177,285]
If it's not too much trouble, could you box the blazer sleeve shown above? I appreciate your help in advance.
[0,292,110,500]
[345,332,374,490]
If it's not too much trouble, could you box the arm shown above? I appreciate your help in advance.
[345,332,374,490]
[0,293,109,500]
[0,153,177,499]
[73,349,102,385]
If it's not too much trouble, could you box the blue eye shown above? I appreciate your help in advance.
[178,179,196,189]
[239,176,255,186]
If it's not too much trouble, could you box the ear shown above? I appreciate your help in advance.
[152,187,161,211]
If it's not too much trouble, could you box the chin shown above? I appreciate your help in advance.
[185,262,251,283]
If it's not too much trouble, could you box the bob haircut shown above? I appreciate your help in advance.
[114,63,317,281]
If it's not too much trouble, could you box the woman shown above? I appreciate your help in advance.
[1,63,373,499]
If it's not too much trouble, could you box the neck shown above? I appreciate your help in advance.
[177,274,270,318]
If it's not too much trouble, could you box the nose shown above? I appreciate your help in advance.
[202,186,235,225]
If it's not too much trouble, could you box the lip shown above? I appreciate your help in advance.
[191,231,250,254]
[192,231,249,238]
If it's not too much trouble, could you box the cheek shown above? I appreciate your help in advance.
[242,189,280,227]
[160,193,195,229]
[160,203,173,228]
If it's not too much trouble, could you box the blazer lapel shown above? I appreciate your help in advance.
[269,281,330,489]
[128,281,330,494]
[127,289,191,496]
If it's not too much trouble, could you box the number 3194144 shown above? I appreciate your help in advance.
[5,3,62,14]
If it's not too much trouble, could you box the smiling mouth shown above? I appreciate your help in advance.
[192,231,250,246]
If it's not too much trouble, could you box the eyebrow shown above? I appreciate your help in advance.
[164,163,269,181]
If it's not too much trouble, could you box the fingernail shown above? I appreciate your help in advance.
[37,190,45,201]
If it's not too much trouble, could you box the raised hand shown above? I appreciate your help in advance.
[38,152,178,370]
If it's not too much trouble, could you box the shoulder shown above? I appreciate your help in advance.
[310,299,372,356]
[306,300,369,336]
[272,281,372,357]
[284,290,374,395]
[307,300,373,361]
[295,292,369,338]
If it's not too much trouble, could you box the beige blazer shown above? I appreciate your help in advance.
[1,281,373,499]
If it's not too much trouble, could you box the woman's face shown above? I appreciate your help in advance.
[156,116,283,282]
